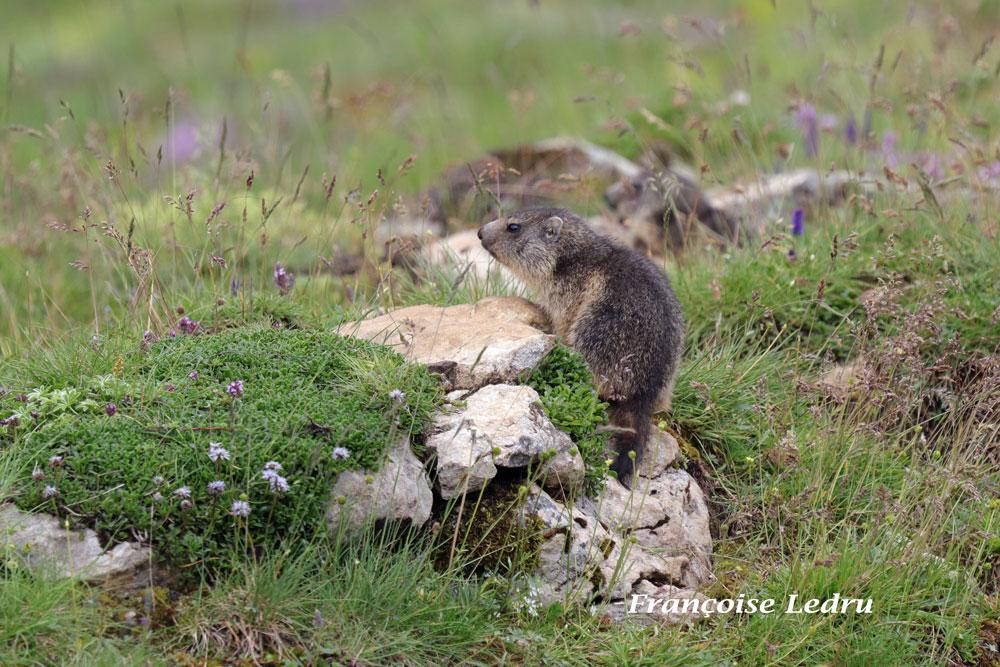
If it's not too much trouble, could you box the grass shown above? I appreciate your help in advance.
[1,0,998,665]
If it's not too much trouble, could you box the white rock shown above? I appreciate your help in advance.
[637,428,680,479]
[326,437,433,536]
[421,229,523,288]
[339,296,554,391]
[426,384,584,499]
[524,465,713,612]
[524,486,693,605]
[0,504,148,582]
[706,169,876,228]
[588,469,713,587]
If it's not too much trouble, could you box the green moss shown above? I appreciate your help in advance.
[2,326,441,577]
[524,344,610,495]
[435,484,543,577]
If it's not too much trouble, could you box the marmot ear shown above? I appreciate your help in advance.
[543,216,564,239]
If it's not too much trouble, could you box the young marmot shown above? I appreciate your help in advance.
[478,207,683,486]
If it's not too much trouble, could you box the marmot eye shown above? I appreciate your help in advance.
[506,223,521,232]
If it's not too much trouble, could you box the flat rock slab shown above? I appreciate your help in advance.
[340,296,554,390]
[0,503,148,582]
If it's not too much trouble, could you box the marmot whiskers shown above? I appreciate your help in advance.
[478,207,683,486]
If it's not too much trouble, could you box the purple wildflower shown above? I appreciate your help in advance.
[977,161,1000,184]
[167,330,178,338]
[818,114,838,131]
[173,486,192,500]
[791,209,805,237]
[164,117,199,164]
[273,263,295,295]
[230,500,251,517]
[122,395,133,407]
[882,132,898,168]
[787,248,798,261]
[331,447,351,461]
[48,455,64,468]
[914,153,944,180]
[42,485,58,499]
[177,316,200,335]
[32,465,45,482]
[389,389,406,402]
[188,371,199,381]
[105,403,117,416]
[152,476,165,486]
[208,442,231,462]
[795,103,819,157]
[844,115,858,145]
[165,384,177,392]
[261,467,289,493]
[151,491,164,503]
[142,330,157,346]
[265,473,290,494]
[180,499,193,510]
[227,380,244,398]
[264,461,282,472]
[207,480,226,496]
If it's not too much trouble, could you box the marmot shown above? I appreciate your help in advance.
[478,207,684,486]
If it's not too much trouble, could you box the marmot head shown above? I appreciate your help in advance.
[478,207,590,282]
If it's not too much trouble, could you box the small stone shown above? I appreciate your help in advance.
[0,504,148,582]
[326,437,433,536]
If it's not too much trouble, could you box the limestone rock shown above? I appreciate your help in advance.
[524,466,713,611]
[426,384,584,499]
[638,428,680,479]
[602,581,708,625]
[421,229,523,288]
[706,169,875,231]
[589,469,713,586]
[340,296,554,391]
[0,504,148,582]
[326,437,433,535]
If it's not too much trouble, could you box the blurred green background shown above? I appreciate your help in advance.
[2,0,999,355]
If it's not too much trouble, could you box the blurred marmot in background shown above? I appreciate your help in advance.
[478,207,683,486]
[603,145,739,249]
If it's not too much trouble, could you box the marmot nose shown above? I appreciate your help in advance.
[477,226,484,240]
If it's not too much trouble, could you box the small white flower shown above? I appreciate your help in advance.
[208,442,231,462]
[230,500,251,517]
[331,447,351,461]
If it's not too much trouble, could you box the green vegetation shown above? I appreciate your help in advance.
[525,344,611,494]
[2,327,440,576]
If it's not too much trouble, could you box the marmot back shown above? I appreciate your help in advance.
[478,207,683,485]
